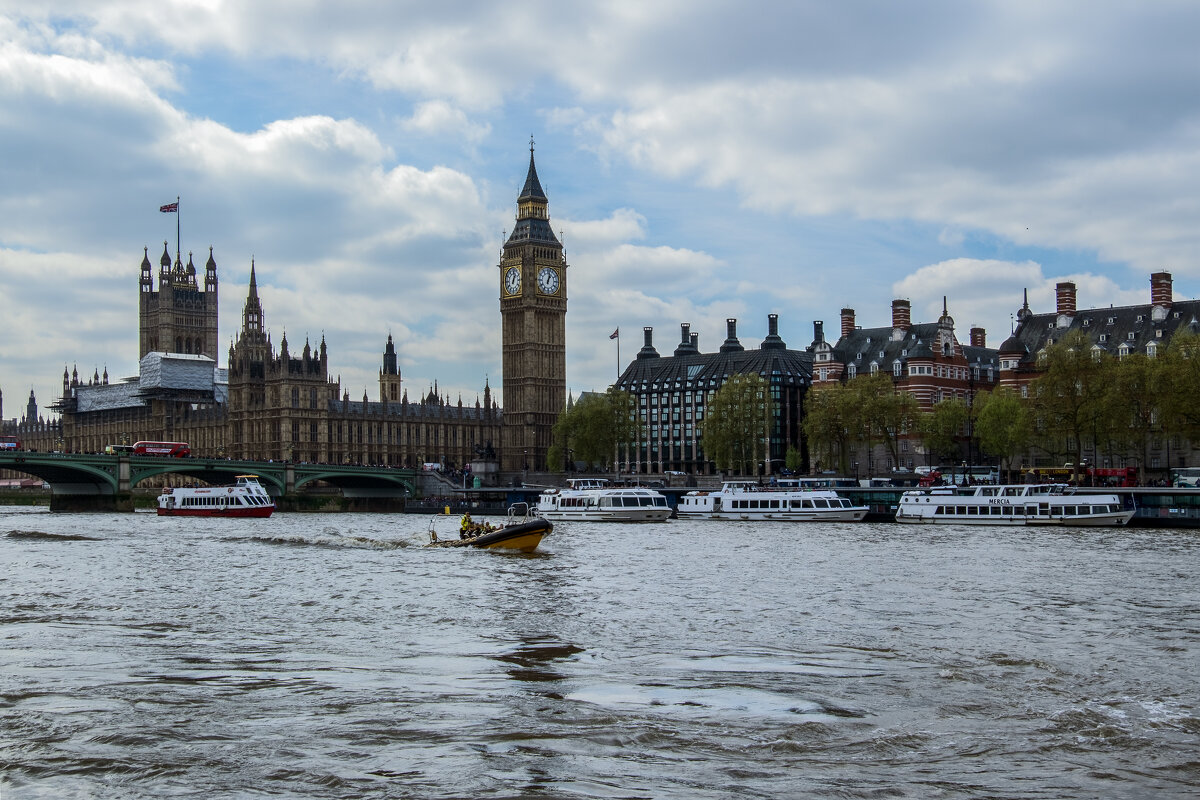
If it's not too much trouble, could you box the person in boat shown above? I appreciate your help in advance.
[460,512,475,539]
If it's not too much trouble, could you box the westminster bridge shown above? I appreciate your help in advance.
[0,451,421,512]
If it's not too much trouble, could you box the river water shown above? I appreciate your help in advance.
[1,508,1198,799]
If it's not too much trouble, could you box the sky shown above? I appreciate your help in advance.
[3,1,1200,420]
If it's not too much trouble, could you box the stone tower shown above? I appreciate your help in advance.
[380,334,403,403]
[499,142,567,472]
[139,243,219,358]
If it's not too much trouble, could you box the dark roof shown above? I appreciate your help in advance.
[829,322,998,371]
[519,150,547,201]
[506,216,560,246]
[616,329,811,392]
[1008,299,1200,363]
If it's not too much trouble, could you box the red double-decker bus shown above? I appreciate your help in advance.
[0,435,21,451]
[1088,467,1138,487]
[133,441,191,458]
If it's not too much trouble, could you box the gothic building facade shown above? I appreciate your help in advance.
[139,242,219,359]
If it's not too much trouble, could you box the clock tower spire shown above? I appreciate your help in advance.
[499,139,567,473]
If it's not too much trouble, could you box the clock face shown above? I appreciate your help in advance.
[537,267,560,295]
[504,266,521,295]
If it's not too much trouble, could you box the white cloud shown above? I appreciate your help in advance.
[893,258,1150,346]
[400,101,491,144]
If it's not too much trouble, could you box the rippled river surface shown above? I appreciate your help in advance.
[2,509,1199,799]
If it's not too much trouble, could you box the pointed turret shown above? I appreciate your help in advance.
[159,241,172,281]
[140,246,153,293]
[205,246,218,293]
[242,260,264,335]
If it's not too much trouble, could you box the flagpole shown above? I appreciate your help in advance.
[616,331,620,379]
[175,196,181,264]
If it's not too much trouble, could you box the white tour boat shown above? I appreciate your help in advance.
[536,479,672,522]
[894,483,1133,526]
[676,480,868,522]
[157,475,276,518]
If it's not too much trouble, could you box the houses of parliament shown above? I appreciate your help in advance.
[2,149,568,475]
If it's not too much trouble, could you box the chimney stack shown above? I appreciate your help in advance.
[891,299,911,331]
[636,326,660,359]
[813,320,825,344]
[970,327,986,348]
[1055,281,1077,316]
[840,308,856,338]
[674,322,698,356]
[1151,272,1173,308]
[720,318,745,353]
[760,313,786,349]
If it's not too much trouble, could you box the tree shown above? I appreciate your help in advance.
[973,388,1030,481]
[1159,329,1200,443]
[1099,353,1165,482]
[1028,330,1110,480]
[699,374,772,474]
[802,383,858,474]
[854,373,919,473]
[784,445,804,474]
[548,388,641,472]
[919,398,968,466]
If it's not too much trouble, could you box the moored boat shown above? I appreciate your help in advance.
[676,480,868,522]
[894,483,1133,526]
[536,479,671,522]
[157,475,276,518]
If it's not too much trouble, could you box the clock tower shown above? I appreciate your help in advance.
[499,141,567,473]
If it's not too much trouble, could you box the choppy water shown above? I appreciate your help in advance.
[1,508,1198,799]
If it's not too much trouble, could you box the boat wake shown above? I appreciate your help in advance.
[223,529,413,550]
[5,529,101,541]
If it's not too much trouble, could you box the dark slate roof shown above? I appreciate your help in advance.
[1008,299,1200,363]
[519,151,547,201]
[829,322,999,371]
[506,216,561,246]
[962,344,999,370]
[616,330,811,393]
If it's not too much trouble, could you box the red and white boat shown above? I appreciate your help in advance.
[157,475,276,518]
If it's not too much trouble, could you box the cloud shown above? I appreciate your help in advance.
[893,258,1149,345]
[400,101,491,144]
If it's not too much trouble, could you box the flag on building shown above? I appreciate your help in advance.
[610,328,619,340]
[159,202,178,213]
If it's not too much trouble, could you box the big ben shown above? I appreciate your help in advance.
[500,141,567,473]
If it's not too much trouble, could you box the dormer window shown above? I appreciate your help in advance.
[1147,342,1159,358]
[1083,318,1090,326]
[878,350,885,359]
[1118,343,1130,358]
[1156,329,1164,338]
[848,364,857,378]
[870,362,879,376]
[1099,334,1107,342]
[1108,317,1115,325]
[1136,315,1144,323]
[1127,332,1136,340]
[893,361,902,377]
